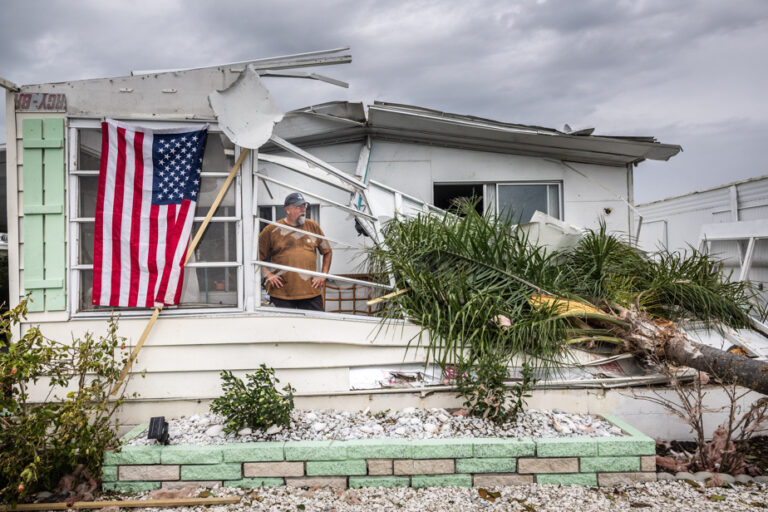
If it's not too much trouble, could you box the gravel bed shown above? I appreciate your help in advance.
[126,408,624,446]
[109,480,768,511]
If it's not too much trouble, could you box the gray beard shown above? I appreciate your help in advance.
[296,215,306,226]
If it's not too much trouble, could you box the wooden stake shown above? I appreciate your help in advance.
[109,148,251,396]
[1,496,241,510]
[366,287,409,306]
[109,305,162,395]
[184,148,249,265]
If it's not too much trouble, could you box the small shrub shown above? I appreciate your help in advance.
[455,354,537,424]
[0,300,132,504]
[210,365,295,434]
[509,362,537,420]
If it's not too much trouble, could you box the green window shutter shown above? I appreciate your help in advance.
[22,118,66,312]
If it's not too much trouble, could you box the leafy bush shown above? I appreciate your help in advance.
[455,353,537,424]
[210,365,295,434]
[0,300,132,504]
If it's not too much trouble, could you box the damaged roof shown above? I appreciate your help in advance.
[274,101,682,167]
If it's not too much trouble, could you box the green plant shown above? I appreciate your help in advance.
[454,352,510,423]
[0,299,132,504]
[210,365,295,434]
[509,362,537,421]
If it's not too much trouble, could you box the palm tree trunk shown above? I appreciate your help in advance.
[617,307,768,396]
[662,335,768,396]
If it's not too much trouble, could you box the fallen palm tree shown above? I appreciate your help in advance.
[367,203,768,396]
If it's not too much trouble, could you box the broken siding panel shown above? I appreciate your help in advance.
[25,315,425,400]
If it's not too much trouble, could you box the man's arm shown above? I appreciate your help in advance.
[311,247,333,289]
[258,226,284,288]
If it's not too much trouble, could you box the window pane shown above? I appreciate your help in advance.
[498,184,548,223]
[180,266,238,307]
[548,185,560,219]
[79,222,94,265]
[79,176,99,218]
[78,129,102,170]
[78,267,237,310]
[189,221,237,262]
[196,177,236,217]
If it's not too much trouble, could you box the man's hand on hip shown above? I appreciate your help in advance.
[311,276,326,289]
[266,273,285,288]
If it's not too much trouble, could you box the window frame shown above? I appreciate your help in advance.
[67,118,246,317]
[495,181,563,222]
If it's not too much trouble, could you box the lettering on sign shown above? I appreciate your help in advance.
[15,93,67,112]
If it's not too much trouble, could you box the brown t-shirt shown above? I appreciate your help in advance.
[258,218,332,300]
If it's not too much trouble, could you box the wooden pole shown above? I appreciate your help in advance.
[109,148,251,395]
[0,496,241,510]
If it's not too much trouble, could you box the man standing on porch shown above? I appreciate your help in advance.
[258,193,333,311]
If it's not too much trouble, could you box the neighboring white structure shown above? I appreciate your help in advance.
[637,175,768,311]
[2,57,682,426]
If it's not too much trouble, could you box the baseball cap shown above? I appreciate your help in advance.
[284,192,309,207]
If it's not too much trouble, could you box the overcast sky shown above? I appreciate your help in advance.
[1,0,766,203]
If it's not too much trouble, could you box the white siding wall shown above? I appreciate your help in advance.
[637,176,768,293]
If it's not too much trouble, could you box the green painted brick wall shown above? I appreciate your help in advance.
[473,438,535,458]
[412,439,473,459]
[455,457,516,473]
[411,474,472,488]
[161,445,224,464]
[103,481,161,493]
[223,477,285,488]
[104,447,161,465]
[345,439,412,459]
[581,456,640,473]
[181,463,242,481]
[349,476,410,488]
[101,466,118,482]
[538,473,597,486]
[222,442,284,462]
[536,438,598,457]
[306,459,367,476]
[284,441,347,461]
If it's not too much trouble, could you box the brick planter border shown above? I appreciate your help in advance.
[102,414,655,491]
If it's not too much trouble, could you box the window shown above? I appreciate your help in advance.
[69,123,242,313]
[433,183,484,215]
[497,182,561,223]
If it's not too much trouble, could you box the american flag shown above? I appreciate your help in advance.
[93,119,208,307]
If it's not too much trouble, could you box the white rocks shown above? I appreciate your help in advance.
[127,408,623,446]
[657,472,675,481]
[693,471,713,481]
[735,474,754,484]
[204,424,224,437]
[116,479,768,511]
[714,473,735,484]
[237,427,252,436]
[264,425,282,435]
[401,407,417,414]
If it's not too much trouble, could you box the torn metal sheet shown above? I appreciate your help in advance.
[258,153,357,193]
[519,211,583,253]
[208,65,284,149]
[350,364,443,390]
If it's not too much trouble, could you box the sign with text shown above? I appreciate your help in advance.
[15,93,66,112]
